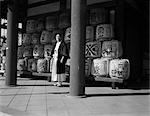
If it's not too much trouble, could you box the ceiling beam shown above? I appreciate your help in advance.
[28,0,59,8]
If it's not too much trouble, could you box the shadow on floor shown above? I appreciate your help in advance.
[16,80,150,90]
[86,92,150,97]
[0,91,69,96]
[86,80,150,90]
[17,84,53,86]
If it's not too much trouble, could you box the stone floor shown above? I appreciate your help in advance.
[0,77,150,116]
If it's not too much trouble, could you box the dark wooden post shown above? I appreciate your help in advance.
[69,0,86,97]
[115,0,125,53]
[115,0,144,87]
[60,0,67,12]
[0,2,2,39]
[5,0,18,86]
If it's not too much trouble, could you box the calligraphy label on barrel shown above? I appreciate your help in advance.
[33,45,44,58]
[102,40,123,58]
[17,59,27,71]
[26,20,37,33]
[44,44,53,59]
[28,59,37,72]
[90,8,109,25]
[64,27,71,42]
[23,46,33,58]
[96,24,114,40]
[91,58,112,76]
[85,41,101,58]
[23,34,32,45]
[37,59,47,73]
[109,59,130,80]
[40,31,52,44]
[31,33,40,45]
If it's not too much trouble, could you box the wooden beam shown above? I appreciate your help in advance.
[28,0,59,8]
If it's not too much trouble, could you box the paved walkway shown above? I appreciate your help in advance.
[0,77,150,116]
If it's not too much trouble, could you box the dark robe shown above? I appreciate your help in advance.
[51,41,69,74]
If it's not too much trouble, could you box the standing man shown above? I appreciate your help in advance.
[50,33,69,87]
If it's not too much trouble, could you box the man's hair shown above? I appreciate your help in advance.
[55,31,64,40]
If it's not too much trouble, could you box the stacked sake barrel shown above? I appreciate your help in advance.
[85,8,109,78]
[17,31,32,72]
[63,8,110,78]
[17,12,71,76]
[64,26,95,77]
[0,54,6,74]
[17,18,52,73]
[0,41,6,74]
[86,8,130,80]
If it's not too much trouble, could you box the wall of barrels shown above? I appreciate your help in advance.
[0,19,7,75]
[83,8,130,80]
[17,12,71,79]
[0,0,148,86]
[17,6,130,81]
[0,44,6,75]
[65,7,130,81]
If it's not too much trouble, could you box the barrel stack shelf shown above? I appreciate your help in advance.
[17,11,71,82]
[0,44,6,76]
[84,4,130,89]
[0,19,7,77]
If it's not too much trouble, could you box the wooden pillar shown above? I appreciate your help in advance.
[5,0,18,86]
[60,0,67,12]
[115,0,125,55]
[0,2,2,38]
[69,0,86,97]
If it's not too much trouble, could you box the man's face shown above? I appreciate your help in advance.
[56,34,61,42]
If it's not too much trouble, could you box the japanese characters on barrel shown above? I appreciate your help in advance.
[17,8,130,80]
[87,8,130,80]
